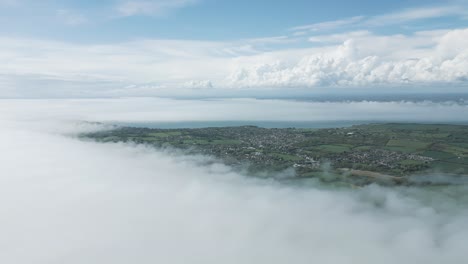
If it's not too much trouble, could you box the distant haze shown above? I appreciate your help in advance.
[3,97,468,124]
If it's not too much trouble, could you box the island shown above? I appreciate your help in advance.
[81,123,468,186]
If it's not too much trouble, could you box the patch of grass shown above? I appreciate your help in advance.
[212,139,242,145]
[312,144,351,154]
[398,159,425,166]
[299,171,323,178]
[354,146,373,151]
[432,161,468,174]
[436,144,468,157]
[384,146,415,153]
[139,137,161,142]
[271,153,303,161]
[386,139,431,151]
[454,143,468,148]
[183,139,209,145]
[148,131,182,138]
[102,136,121,142]
[406,132,451,140]
[378,123,458,131]
[422,150,456,160]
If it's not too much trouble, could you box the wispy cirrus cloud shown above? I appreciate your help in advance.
[290,16,364,33]
[290,4,468,35]
[0,0,19,6]
[56,9,88,26]
[115,0,199,17]
[308,30,371,43]
[366,5,468,26]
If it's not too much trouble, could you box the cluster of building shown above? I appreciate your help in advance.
[87,125,439,176]
[333,149,434,170]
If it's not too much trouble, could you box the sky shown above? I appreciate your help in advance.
[1,0,468,97]
[2,0,468,259]
[2,3,468,262]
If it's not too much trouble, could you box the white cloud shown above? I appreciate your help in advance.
[228,29,468,88]
[116,0,198,17]
[308,30,372,43]
[182,80,213,89]
[1,28,468,97]
[367,5,468,26]
[1,98,468,263]
[290,16,365,32]
[0,37,236,97]
[243,36,298,46]
[289,4,468,36]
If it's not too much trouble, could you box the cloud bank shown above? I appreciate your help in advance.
[1,98,468,263]
[3,97,468,124]
[228,29,468,88]
[1,28,468,97]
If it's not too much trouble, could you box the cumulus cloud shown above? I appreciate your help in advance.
[228,29,468,88]
[1,28,468,96]
[182,80,213,89]
[1,98,468,263]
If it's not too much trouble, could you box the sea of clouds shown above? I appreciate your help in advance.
[1,98,468,264]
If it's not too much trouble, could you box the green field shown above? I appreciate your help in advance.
[311,144,351,154]
[386,139,431,151]
[148,131,182,138]
[83,123,468,186]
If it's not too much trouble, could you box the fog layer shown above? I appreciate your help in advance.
[3,97,468,124]
[1,98,468,264]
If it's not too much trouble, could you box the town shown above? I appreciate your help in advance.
[82,123,468,185]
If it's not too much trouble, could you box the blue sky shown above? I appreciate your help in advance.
[1,0,467,42]
[1,0,468,97]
